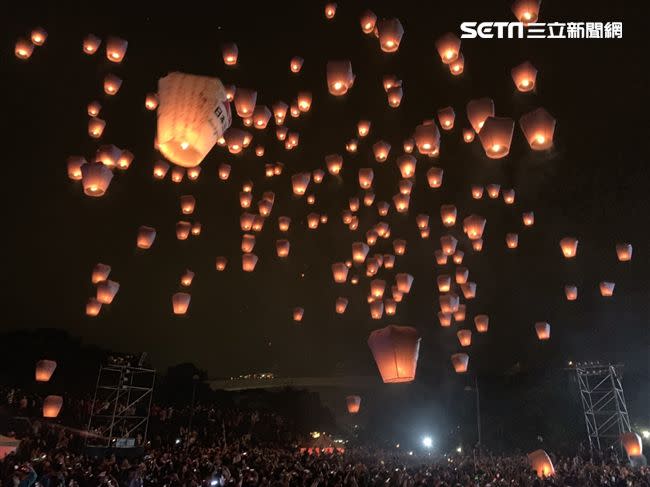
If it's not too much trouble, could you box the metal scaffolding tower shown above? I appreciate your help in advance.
[86,360,155,448]
[573,362,631,451]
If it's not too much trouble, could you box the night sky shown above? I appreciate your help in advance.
[3,1,648,390]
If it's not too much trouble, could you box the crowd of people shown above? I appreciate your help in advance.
[1,387,649,486]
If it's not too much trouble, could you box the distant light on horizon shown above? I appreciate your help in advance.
[422,436,433,448]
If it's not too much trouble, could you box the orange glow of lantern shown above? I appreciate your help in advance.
[240,192,253,209]
[335,297,349,314]
[87,101,102,117]
[368,325,420,383]
[377,201,389,216]
[215,256,228,271]
[234,88,257,118]
[427,167,443,188]
[502,188,516,204]
[83,34,101,54]
[435,32,461,64]
[523,211,535,226]
[106,36,127,62]
[466,97,494,133]
[359,168,374,189]
[117,150,134,170]
[180,269,195,287]
[357,120,371,137]
[449,53,464,75]
[88,117,106,138]
[511,61,538,92]
[512,0,541,25]
[370,279,386,300]
[191,222,201,236]
[222,42,238,66]
[290,56,304,73]
[180,195,196,215]
[416,214,429,230]
[462,128,475,143]
[86,298,101,317]
[103,74,122,95]
[560,237,578,258]
[67,156,86,181]
[242,253,258,272]
[152,160,169,180]
[324,2,337,19]
[384,298,397,316]
[461,282,477,299]
[415,123,440,155]
[486,184,500,199]
[172,292,191,315]
[438,312,452,328]
[252,105,271,129]
[437,275,451,293]
[397,155,416,178]
[520,107,556,150]
[506,233,519,249]
[176,221,191,240]
[621,432,643,457]
[535,321,550,340]
[435,250,448,266]
[565,284,578,301]
[437,106,455,130]
[616,243,632,262]
[377,18,404,53]
[369,300,384,319]
[137,226,156,249]
[372,140,391,162]
[393,239,406,256]
[600,281,615,297]
[96,279,120,305]
[472,239,484,252]
[463,215,486,240]
[457,329,472,347]
[145,93,158,110]
[440,205,457,227]
[455,267,469,284]
[332,263,349,283]
[35,360,57,382]
[291,172,311,196]
[395,273,414,293]
[43,395,63,418]
[346,395,361,413]
[360,10,377,34]
[453,250,464,264]
[91,263,111,284]
[327,60,355,96]
[293,307,304,322]
[352,242,370,264]
[479,117,514,159]
[440,235,458,256]
[439,293,459,314]
[297,91,312,112]
[387,86,403,108]
[474,314,489,333]
[81,162,113,197]
[451,353,469,373]
[527,449,555,478]
[187,166,201,181]
[393,193,410,213]
[454,304,466,322]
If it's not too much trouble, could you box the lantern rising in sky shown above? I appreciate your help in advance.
[377,18,404,53]
[435,33,461,64]
[519,107,556,150]
[327,60,355,96]
[511,61,538,92]
[478,117,514,159]
[367,325,420,383]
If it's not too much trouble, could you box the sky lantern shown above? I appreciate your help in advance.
[241,234,256,253]
[502,188,516,204]
[307,213,320,229]
[81,162,113,197]
[535,321,551,340]
[242,253,259,272]
[290,56,304,73]
[439,293,460,314]
[393,194,410,213]
[451,353,469,373]
[440,235,458,256]
[370,279,386,299]
[180,269,195,287]
[342,211,353,225]
[512,0,541,25]
[332,263,348,283]
[395,273,414,293]
[35,360,57,382]
[398,179,413,196]
[357,120,371,137]
[83,34,101,54]
[377,18,404,53]
[449,53,464,75]
[88,117,106,138]
[427,167,443,188]
[117,150,134,170]
[369,300,384,319]
[191,222,201,236]
[437,275,451,293]
[453,250,464,264]
[463,215,486,240]
[180,195,196,215]
[345,139,358,153]
[272,101,288,125]
[87,101,102,117]
[327,60,355,96]
[176,221,191,240]
[234,87,257,117]
[377,201,390,216]
[383,75,400,92]
[527,450,555,478]
[252,105,271,129]
[415,123,440,155]
[470,185,483,200]
[461,282,477,299]
[360,9,377,33]
[520,107,556,150]
[149,161,169,180]
[137,226,156,249]
[435,32,461,64]
[416,214,429,230]
[171,166,185,183]
[466,98,494,133]
[364,191,376,207]
[455,267,469,284]
[346,395,361,414]
[172,292,191,315]
[386,85,403,108]
[106,36,127,62]
[474,314,489,333]
[486,184,500,199]
[67,156,86,181]
[435,250,448,266]
[291,172,311,196]
[215,256,228,271]
[472,239,484,252]
[462,128,475,143]
[221,42,238,65]
[297,91,312,112]
[313,169,325,183]
[187,166,201,181]
[506,233,519,249]
[95,144,121,168]
[368,325,420,383]
[403,138,415,153]
[278,216,291,232]
[385,299,397,316]
[336,297,348,314]
[393,239,406,256]
[565,284,578,301]
[293,307,304,322]
[86,298,102,317]
[91,263,111,284]
[621,432,643,457]
[511,61,538,92]
[224,128,249,154]
[616,243,633,262]
[454,304,466,322]
[258,199,273,217]
[145,93,159,110]
[324,2,337,19]
[290,103,300,118]
[103,74,122,95]
[600,281,615,297]
[383,254,395,269]
[43,395,63,418]
[438,312,452,328]
[397,155,416,178]
[352,242,370,264]
[224,84,236,102]
[96,280,120,305]
[372,141,391,162]
[216,163,231,181]
[479,117,514,158]
[391,286,403,302]
[440,205,457,227]
[157,73,231,167]
[522,211,535,226]
[359,168,374,189]
[325,154,343,175]
[457,330,472,347]
[239,192,252,208]
[560,237,578,258]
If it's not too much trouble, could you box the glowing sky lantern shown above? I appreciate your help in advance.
[535,321,551,340]
[486,183,500,199]
[427,167,443,188]
[233,87,257,118]
[560,237,578,258]
[357,120,371,137]
[87,101,102,117]
[352,242,370,264]
[292,307,304,322]
[346,139,358,153]
[117,150,134,170]
[91,263,112,285]
[297,91,312,112]
[383,254,395,269]
[364,191,376,206]
[386,85,403,108]
[241,234,256,253]
[435,33,461,65]
[438,312,452,328]
[564,284,578,301]
[291,172,311,195]
[470,185,483,199]
[396,155,416,179]
[437,275,451,293]
[519,107,556,150]
[472,239,484,252]
[290,104,300,118]
[176,221,191,240]
[358,168,374,189]
[272,101,289,125]
[83,34,101,54]
[346,395,361,414]
[462,128,475,143]
[327,60,355,96]
[157,72,231,167]
[324,2,337,19]
[416,214,429,230]
[106,36,127,62]
[252,105,271,129]
[393,194,410,213]
[242,253,259,272]
[527,450,555,478]
[145,93,159,110]
[455,267,469,284]
[88,118,106,138]
[466,97,495,133]
[454,304,466,322]
[440,205,457,227]
[180,269,195,287]
[440,235,458,256]
[290,56,304,73]
[437,107,455,130]
[451,353,469,373]
[506,233,519,249]
[616,243,633,262]
[512,0,541,25]
[360,9,377,34]
[377,201,390,216]
[215,256,228,271]
[224,128,249,154]
[179,195,196,215]
[187,166,201,181]
[43,395,63,418]
[307,213,320,229]
[137,226,156,249]
[415,122,440,155]
[474,314,489,333]
[395,273,414,293]
[222,42,238,66]
[393,239,406,256]
[479,117,514,158]
[599,281,615,297]
[502,188,516,204]
[95,144,121,168]
[368,325,420,383]
[372,141,391,162]
[278,216,291,232]
[449,53,464,75]
[522,211,535,226]
[369,300,384,319]
[385,299,397,316]
[172,292,191,315]
[511,61,538,92]
[35,360,57,382]
[86,298,102,317]
[377,18,404,53]
[67,156,86,181]
[435,250,447,266]
[453,250,464,265]
[463,215,486,240]
[81,162,113,197]
[403,138,415,153]
[370,279,386,300]
[96,280,120,305]
[331,263,348,283]
[335,297,348,314]
[191,222,201,236]
[218,163,231,181]
[457,329,472,347]
[439,293,460,314]
[621,432,643,457]
[239,192,253,209]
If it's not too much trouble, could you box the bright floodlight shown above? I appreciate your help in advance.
[422,436,433,448]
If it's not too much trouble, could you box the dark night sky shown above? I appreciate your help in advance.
[2,1,649,390]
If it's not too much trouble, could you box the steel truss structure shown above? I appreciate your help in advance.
[573,362,631,451]
[86,362,155,448]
